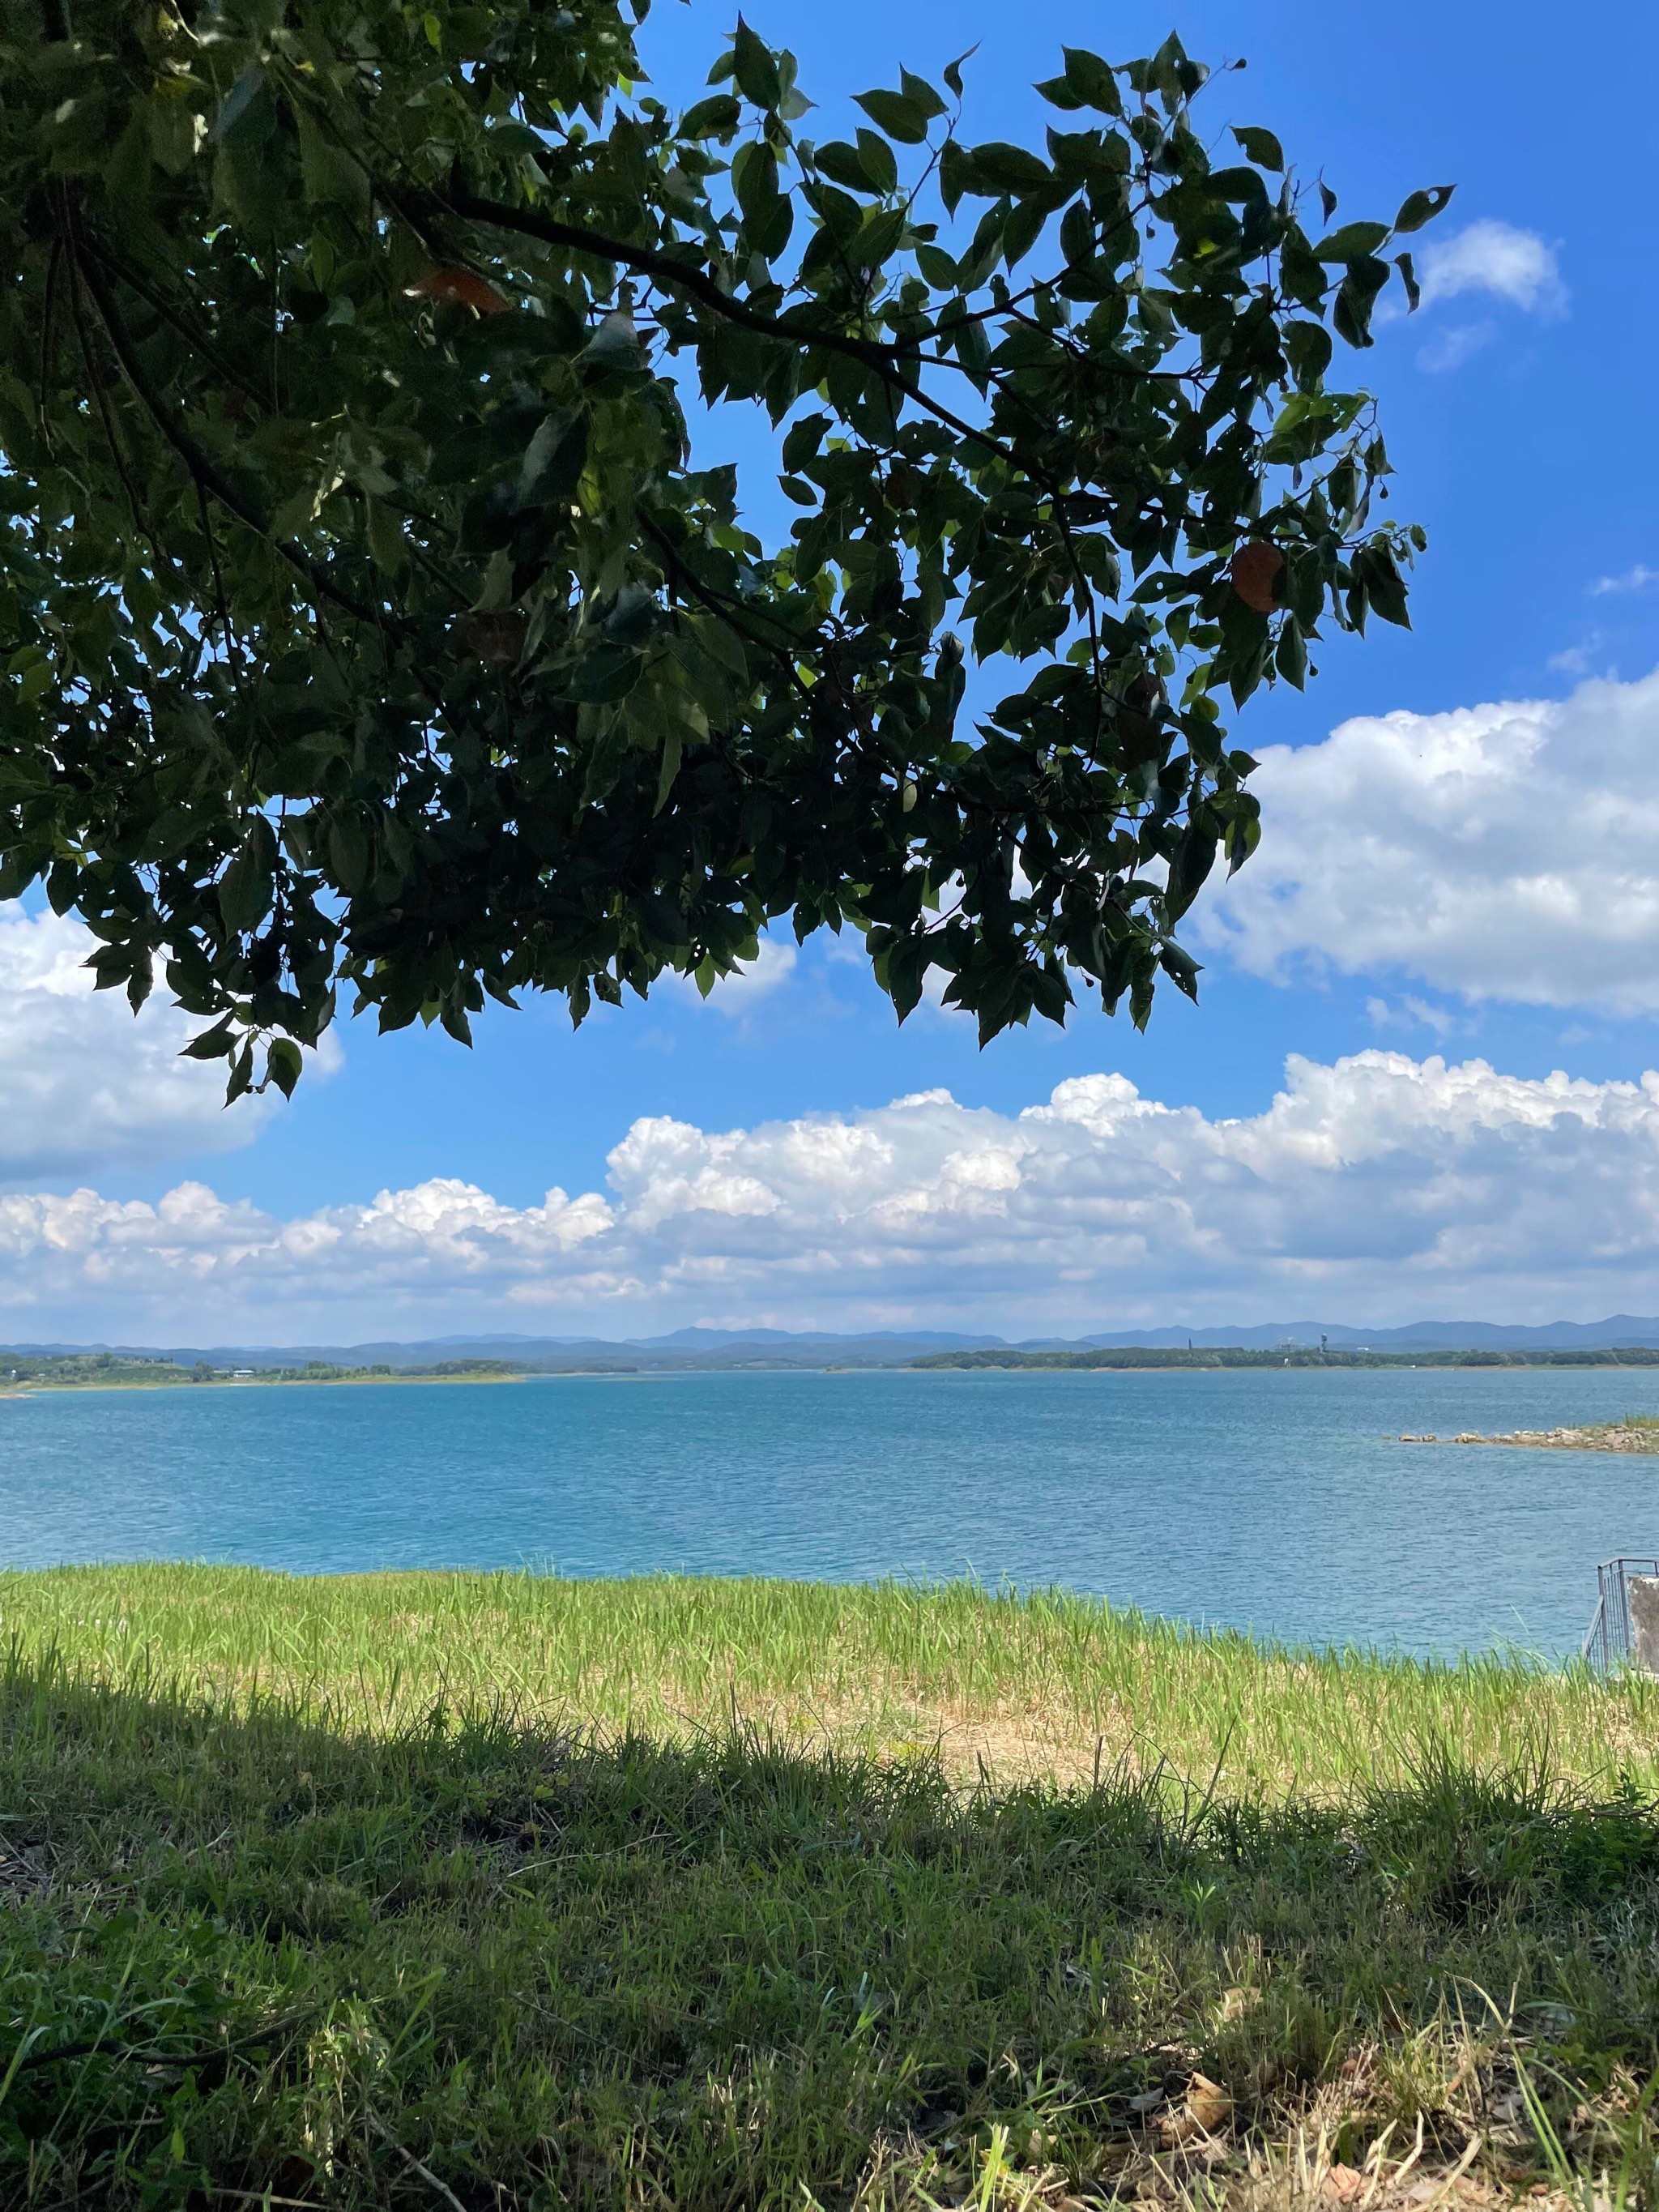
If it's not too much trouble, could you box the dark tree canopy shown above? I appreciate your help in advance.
[0,0,1447,1097]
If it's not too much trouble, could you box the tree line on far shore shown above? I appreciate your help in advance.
[910,1346,1659,1371]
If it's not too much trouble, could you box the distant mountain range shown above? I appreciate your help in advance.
[10,1317,1659,1370]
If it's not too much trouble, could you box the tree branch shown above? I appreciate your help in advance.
[638,511,811,698]
[79,234,265,415]
[70,237,385,633]
[64,255,203,619]
[397,179,1034,479]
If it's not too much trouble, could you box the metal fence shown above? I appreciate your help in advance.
[1583,1557,1659,1673]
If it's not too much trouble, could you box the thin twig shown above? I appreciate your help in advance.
[71,235,384,632]
[36,235,63,451]
[79,233,262,416]
[64,255,176,587]
[366,2112,471,2212]
[2,2033,245,2082]
[207,2193,324,2210]
[637,511,808,697]
[197,480,239,666]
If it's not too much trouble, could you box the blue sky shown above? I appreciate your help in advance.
[6,0,1659,1340]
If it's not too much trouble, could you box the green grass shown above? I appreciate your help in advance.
[2,1568,1657,2208]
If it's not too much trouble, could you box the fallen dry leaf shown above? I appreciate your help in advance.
[1185,2072,1234,2133]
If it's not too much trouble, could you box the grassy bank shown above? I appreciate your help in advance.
[2,1569,1657,2208]
[0,1354,520,1394]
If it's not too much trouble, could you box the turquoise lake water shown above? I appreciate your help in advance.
[3,1365,1658,1657]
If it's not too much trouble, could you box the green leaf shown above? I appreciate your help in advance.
[218,818,276,936]
[1060,46,1121,113]
[1164,822,1216,921]
[266,1038,303,1098]
[1231,124,1283,170]
[939,136,971,213]
[293,105,368,220]
[604,583,659,646]
[213,130,285,234]
[102,112,153,207]
[1279,229,1328,310]
[1354,543,1410,627]
[731,19,782,109]
[1208,165,1271,207]
[680,95,742,139]
[813,140,874,193]
[966,141,1051,196]
[780,412,830,472]
[1282,320,1333,391]
[853,128,898,196]
[853,89,929,144]
[732,140,782,221]
[180,1018,237,1061]
[1393,184,1455,233]
[655,725,683,815]
[365,498,405,574]
[1157,940,1201,999]
[225,1040,256,1104]
[900,70,948,122]
[1314,220,1390,263]
[915,241,960,289]
[517,411,587,507]
[1332,255,1391,347]
[146,92,207,176]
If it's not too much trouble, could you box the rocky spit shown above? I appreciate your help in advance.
[1397,1425,1659,1454]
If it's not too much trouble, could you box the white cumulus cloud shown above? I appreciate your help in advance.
[0,909,296,1185]
[15,1054,1659,1334]
[1416,219,1566,315]
[1196,668,1659,1014]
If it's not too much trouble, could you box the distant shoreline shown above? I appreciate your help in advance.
[911,1347,1659,1373]
[12,1356,1659,1399]
[0,1370,524,1399]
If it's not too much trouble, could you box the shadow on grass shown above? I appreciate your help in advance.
[2,1647,1658,2208]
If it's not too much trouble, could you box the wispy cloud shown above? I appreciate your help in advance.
[1589,564,1659,598]
[1546,638,1607,677]
[1366,995,1457,1040]
[1415,320,1494,374]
